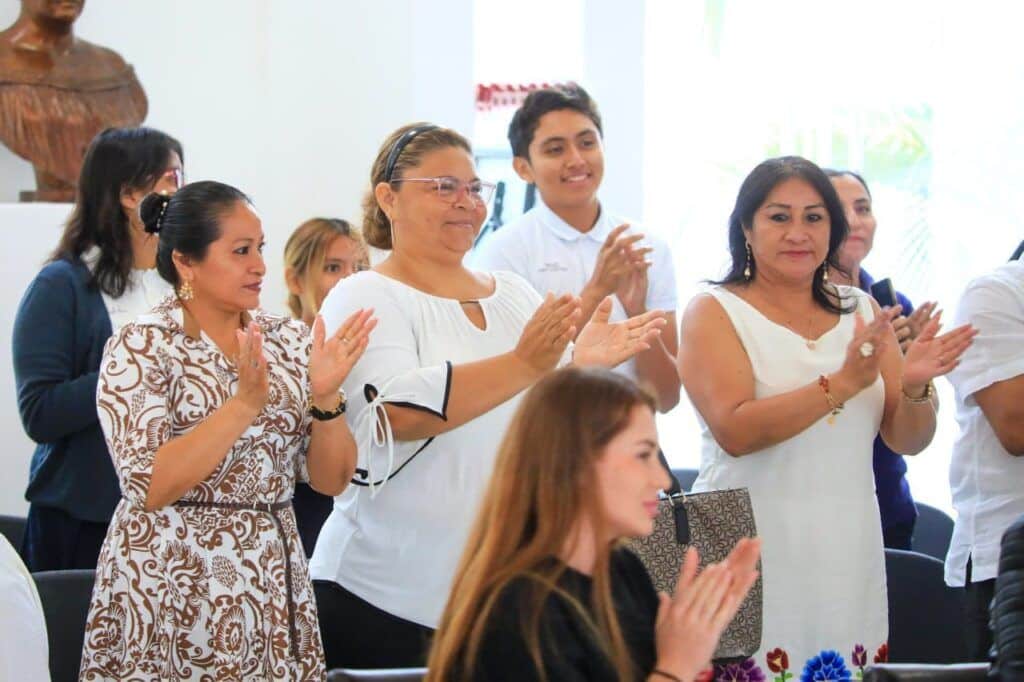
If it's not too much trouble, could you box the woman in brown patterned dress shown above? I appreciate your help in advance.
[79,181,374,681]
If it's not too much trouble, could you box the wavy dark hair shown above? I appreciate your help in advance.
[51,127,183,297]
[507,83,603,159]
[714,156,854,314]
[138,181,251,287]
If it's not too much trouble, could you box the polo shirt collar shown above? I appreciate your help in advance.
[534,196,614,243]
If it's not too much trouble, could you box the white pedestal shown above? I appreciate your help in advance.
[0,203,74,517]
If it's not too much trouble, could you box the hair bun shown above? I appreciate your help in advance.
[139,192,171,234]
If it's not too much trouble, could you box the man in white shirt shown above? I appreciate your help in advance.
[470,84,680,412]
[945,256,1024,660]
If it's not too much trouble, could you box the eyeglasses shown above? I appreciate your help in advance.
[392,176,496,206]
[161,168,184,190]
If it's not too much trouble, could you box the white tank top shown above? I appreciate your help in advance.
[692,284,888,672]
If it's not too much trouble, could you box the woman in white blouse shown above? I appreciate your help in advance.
[311,123,667,669]
[12,127,182,571]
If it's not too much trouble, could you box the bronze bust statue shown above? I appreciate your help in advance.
[0,0,147,202]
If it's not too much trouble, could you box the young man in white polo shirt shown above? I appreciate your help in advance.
[946,253,1024,660]
[470,84,681,411]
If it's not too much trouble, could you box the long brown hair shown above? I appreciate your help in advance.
[426,367,657,682]
[283,217,365,319]
[361,122,472,250]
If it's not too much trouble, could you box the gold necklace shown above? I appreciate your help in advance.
[746,288,820,349]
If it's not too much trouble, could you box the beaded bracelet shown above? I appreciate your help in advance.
[901,380,934,404]
[818,374,845,425]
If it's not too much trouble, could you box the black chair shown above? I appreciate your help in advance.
[671,468,698,492]
[32,569,96,682]
[992,515,1024,681]
[885,549,968,664]
[327,669,427,681]
[911,503,954,561]
[863,663,990,681]
[0,513,27,549]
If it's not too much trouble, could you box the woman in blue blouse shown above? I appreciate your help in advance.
[12,126,183,570]
[826,169,940,549]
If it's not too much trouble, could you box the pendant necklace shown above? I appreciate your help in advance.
[799,315,818,350]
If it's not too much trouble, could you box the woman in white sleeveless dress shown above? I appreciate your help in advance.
[678,157,975,678]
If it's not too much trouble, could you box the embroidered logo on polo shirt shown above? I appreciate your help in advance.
[538,262,569,273]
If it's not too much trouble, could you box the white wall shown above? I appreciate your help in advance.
[0,0,474,516]
[582,0,645,223]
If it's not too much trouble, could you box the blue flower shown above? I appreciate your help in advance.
[800,650,852,681]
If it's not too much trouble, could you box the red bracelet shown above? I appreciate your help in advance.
[818,375,844,425]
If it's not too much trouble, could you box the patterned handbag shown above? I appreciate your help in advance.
[628,453,763,661]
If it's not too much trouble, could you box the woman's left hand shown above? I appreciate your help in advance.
[574,296,667,368]
[308,309,377,404]
[902,311,977,390]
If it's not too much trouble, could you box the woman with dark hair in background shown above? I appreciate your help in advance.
[678,156,974,671]
[79,182,373,680]
[12,126,182,571]
[825,169,941,550]
[283,217,368,556]
[427,367,760,682]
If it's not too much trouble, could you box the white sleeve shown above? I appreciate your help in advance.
[321,276,451,418]
[320,275,452,494]
[947,274,1024,401]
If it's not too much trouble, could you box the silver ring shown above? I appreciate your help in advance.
[859,341,875,358]
[251,360,259,369]
[342,337,351,345]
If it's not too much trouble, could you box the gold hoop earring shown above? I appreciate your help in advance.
[178,280,194,301]
[744,242,753,280]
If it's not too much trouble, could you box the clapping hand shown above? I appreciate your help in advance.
[584,223,652,300]
[892,301,938,353]
[653,538,762,681]
[902,311,977,390]
[574,296,667,368]
[834,307,901,397]
[616,264,651,317]
[308,309,377,404]
[234,322,269,415]
[513,293,583,378]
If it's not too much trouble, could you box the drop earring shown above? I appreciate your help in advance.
[822,263,829,283]
[178,279,194,301]
[744,242,753,280]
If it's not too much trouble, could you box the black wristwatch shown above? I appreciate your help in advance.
[308,390,347,421]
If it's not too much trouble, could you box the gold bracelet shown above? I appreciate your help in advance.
[818,375,845,425]
[901,380,934,404]
[308,389,347,421]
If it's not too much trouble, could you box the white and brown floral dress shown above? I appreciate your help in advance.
[79,296,326,681]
